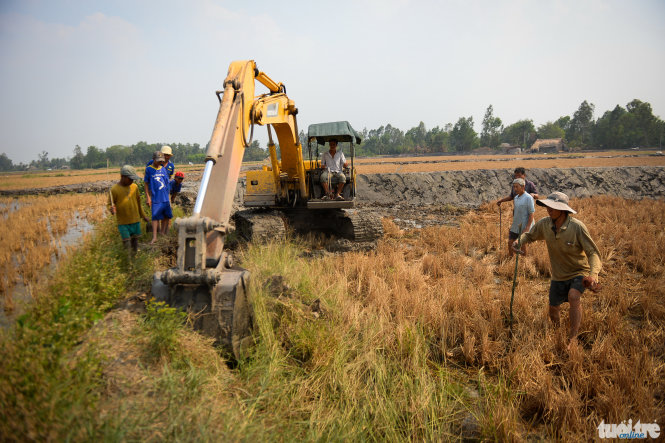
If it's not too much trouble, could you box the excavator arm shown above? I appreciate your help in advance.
[153,60,304,357]
[193,60,305,261]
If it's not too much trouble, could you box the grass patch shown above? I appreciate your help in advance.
[228,238,471,441]
[140,300,187,361]
[0,216,160,440]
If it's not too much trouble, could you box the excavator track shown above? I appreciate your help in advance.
[233,207,383,245]
[334,209,384,242]
[233,209,287,242]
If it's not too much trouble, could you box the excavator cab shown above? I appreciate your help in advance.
[305,121,361,209]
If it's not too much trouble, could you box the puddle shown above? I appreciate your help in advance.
[0,216,96,328]
[0,200,23,219]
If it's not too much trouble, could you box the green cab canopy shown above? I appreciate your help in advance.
[307,121,362,145]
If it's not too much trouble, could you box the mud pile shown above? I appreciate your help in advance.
[0,181,116,196]
[3,167,664,211]
[356,166,665,208]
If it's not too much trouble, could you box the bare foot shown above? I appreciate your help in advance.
[566,337,578,352]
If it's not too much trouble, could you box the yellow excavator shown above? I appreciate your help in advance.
[153,60,382,357]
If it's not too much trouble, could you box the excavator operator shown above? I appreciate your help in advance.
[320,139,348,201]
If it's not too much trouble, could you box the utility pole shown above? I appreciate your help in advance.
[523,131,526,150]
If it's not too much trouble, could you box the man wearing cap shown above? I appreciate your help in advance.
[170,171,185,203]
[146,145,175,178]
[108,165,150,257]
[507,177,535,257]
[144,151,172,243]
[320,139,348,200]
[513,192,602,349]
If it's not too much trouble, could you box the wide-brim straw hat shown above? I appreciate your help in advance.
[536,191,577,214]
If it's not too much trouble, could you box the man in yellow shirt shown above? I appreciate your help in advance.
[513,192,602,349]
[109,165,150,257]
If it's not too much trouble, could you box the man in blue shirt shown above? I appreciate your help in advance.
[146,145,175,179]
[508,178,535,256]
[144,151,172,243]
[495,167,539,205]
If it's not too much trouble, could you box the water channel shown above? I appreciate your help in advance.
[0,209,97,328]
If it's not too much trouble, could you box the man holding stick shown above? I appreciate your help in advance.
[108,165,150,257]
[512,192,601,349]
[496,167,539,254]
[507,178,535,257]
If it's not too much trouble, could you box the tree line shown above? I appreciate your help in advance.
[1,98,663,171]
[0,142,207,172]
[350,99,664,156]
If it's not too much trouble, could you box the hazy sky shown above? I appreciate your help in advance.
[1,0,664,164]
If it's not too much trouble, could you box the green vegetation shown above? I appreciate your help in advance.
[141,300,187,361]
[0,224,486,441]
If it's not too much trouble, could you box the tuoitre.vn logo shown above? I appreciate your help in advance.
[597,420,660,439]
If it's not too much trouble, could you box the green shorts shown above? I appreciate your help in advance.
[118,222,142,240]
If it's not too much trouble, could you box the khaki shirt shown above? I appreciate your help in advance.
[518,215,602,281]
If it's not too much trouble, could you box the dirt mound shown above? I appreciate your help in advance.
[4,167,664,212]
[0,181,116,196]
[356,166,665,208]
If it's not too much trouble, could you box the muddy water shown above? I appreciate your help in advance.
[0,216,95,328]
[0,200,22,218]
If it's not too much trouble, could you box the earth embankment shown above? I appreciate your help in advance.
[3,167,664,210]
[356,166,665,208]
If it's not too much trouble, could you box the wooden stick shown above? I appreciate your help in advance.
[499,205,502,252]
[509,224,523,336]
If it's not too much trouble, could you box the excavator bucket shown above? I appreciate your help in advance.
[152,268,252,358]
[152,215,253,359]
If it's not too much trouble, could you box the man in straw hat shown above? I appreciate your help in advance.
[512,192,602,349]
[108,165,150,257]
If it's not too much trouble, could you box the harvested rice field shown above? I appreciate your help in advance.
[0,194,106,322]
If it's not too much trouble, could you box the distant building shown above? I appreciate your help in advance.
[530,138,567,153]
[498,142,521,154]
[471,146,494,155]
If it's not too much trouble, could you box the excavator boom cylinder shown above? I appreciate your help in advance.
[193,160,214,215]
[255,71,282,93]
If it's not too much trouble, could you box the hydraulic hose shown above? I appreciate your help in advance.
[240,92,256,148]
